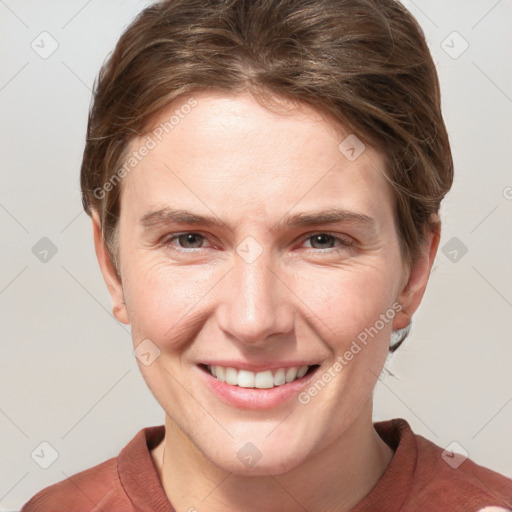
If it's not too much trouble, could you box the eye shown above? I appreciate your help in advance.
[160,231,354,254]
[303,233,354,252]
[162,232,208,250]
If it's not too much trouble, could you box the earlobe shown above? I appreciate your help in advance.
[392,222,441,331]
[91,212,130,325]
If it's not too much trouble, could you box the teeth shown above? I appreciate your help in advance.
[225,367,238,385]
[216,366,225,382]
[297,366,308,378]
[273,368,286,386]
[207,365,311,388]
[237,370,255,388]
[285,367,298,382]
[254,370,274,389]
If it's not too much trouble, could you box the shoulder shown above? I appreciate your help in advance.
[20,425,165,512]
[20,456,128,511]
[376,418,512,511]
[414,432,512,510]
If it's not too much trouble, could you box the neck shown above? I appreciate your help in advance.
[151,402,393,512]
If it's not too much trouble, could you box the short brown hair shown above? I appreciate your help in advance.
[80,0,453,319]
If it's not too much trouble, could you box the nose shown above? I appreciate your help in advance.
[217,246,294,347]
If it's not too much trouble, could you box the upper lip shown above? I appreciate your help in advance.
[199,361,318,372]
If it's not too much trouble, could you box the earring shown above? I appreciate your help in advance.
[390,322,412,351]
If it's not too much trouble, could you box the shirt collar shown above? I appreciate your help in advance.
[117,419,416,512]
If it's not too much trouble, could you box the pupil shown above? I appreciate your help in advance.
[312,234,332,248]
[181,233,201,247]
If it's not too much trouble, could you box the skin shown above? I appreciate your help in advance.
[92,90,439,512]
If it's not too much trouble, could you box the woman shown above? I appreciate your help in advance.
[22,0,512,510]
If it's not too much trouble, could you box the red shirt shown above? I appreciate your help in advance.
[21,418,512,511]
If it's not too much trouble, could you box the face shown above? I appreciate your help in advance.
[94,90,435,475]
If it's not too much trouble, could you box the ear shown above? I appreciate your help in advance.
[91,211,130,325]
[393,220,440,330]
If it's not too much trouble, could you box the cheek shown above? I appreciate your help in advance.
[122,248,402,355]
[122,257,213,346]
[294,262,399,344]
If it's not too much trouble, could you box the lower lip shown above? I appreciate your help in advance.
[196,365,320,409]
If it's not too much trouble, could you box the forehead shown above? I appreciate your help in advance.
[120,90,393,228]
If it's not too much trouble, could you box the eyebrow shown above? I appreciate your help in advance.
[140,207,376,232]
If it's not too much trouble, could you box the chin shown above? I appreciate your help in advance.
[219,450,307,477]
[199,432,315,477]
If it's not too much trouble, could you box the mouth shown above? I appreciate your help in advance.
[200,363,320,389]
[197,362,322,409]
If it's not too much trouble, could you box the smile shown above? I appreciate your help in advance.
[207,365,313,389]
[197,362,321,409]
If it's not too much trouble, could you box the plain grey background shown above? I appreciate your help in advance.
[1,0,511,509]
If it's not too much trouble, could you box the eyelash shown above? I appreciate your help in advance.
[160,232,355,254]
